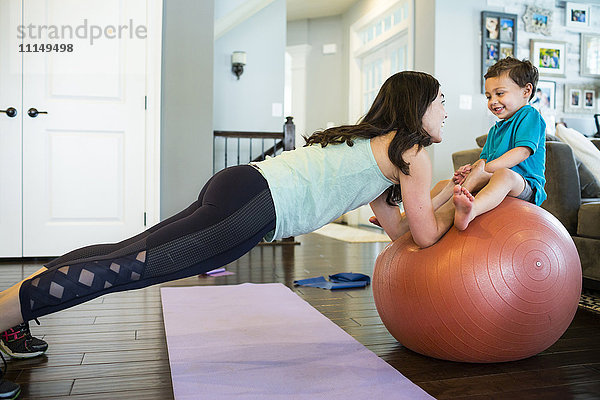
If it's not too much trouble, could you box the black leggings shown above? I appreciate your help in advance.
[19,165,276,321]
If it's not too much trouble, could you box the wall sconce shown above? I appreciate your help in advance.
[231,51,246,80]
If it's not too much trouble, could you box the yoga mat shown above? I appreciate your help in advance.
[161,283,433,399]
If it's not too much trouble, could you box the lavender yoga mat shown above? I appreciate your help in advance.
[161,283,433,399]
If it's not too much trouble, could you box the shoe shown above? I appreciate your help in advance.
[0,320,48,359]
[0,353,20,399]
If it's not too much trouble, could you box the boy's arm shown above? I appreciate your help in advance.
[483,146,532,172]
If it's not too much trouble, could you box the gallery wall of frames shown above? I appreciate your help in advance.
[481,1,599,125]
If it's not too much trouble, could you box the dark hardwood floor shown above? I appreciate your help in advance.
[1,233,599,399]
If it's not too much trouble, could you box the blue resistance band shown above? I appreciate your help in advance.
[294,273,370,290]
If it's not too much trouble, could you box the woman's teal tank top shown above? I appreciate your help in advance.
[253,138,394,241]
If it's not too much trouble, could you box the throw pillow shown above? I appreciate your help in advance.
[555,125,600,184]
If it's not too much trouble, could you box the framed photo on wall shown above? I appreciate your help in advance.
[481,11,517,92]
[530,80,556,110]
[584,90,596,110]
[581,34,600,77]
[565,84,597,113]
[565,2,591,30]
[530,39,566,77]
[522,6,553,36]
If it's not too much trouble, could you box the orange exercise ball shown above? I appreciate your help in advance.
[373,197,581,363]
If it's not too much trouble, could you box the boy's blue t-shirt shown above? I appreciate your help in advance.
[480,105,547,205]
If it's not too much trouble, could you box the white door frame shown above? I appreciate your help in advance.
[145,0,163,228]
[2,0,162,256]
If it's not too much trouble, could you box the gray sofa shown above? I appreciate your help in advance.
[452,135,600,288]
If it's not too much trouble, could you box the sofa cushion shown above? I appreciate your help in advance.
[577,202,600,239]
[476,135,487,148]
[579,161,600,198]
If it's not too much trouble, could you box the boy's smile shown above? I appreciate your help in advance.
[484,73,532,120]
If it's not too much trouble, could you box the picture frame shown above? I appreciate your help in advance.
[581,33,600,77]
[570,89,581,108]
[530,80,556,110]
[584,90,596,109]
[481,11,517,92]
[565,2,591,30]
[565,84,597,113]
[530,39,566,77]
[522,6,553,36]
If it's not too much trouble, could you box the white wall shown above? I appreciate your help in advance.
[161,0,214,218]
[432,0,492,184]
[307,17,346,134]
[213,0,286,132]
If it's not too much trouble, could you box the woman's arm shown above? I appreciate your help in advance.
[369,192,408,240]
[369,179,454,241]
[397,147,455,248]
[370,147,454,247]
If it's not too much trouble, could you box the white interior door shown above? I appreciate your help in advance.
[20,0,147,256]
[0,1,23,257]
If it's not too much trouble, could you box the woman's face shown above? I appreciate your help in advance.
[422,88,447,143]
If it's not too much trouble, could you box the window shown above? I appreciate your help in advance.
[358,3,409,47]
[361,41,408,114]
[349,0,413,122]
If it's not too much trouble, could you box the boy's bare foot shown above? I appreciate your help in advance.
[453,185,475,231]
[462,160,491,193]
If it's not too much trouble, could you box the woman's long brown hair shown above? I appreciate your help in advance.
[304,71,440,204]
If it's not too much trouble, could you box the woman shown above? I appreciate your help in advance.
[0,71,455,333]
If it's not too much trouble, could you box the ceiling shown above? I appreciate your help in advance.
[287,0,361,21]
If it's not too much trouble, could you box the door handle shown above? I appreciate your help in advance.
[0,107,17,118]
[28,108,48,118]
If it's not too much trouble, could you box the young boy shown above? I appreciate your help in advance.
[453,57,546,230]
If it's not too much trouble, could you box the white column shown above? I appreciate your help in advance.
[286,44,311,147]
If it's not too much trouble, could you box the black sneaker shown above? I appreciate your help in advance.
[0,321,48,359]
[0,353,20,399]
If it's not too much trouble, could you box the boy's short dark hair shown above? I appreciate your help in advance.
[484,57,539,100]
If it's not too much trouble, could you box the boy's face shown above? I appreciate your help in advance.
[484,72,532,120]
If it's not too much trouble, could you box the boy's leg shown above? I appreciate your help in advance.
[453,168,525,231]
[0,165,276,332]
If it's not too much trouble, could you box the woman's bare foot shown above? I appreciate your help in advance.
[453,185,475,231]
